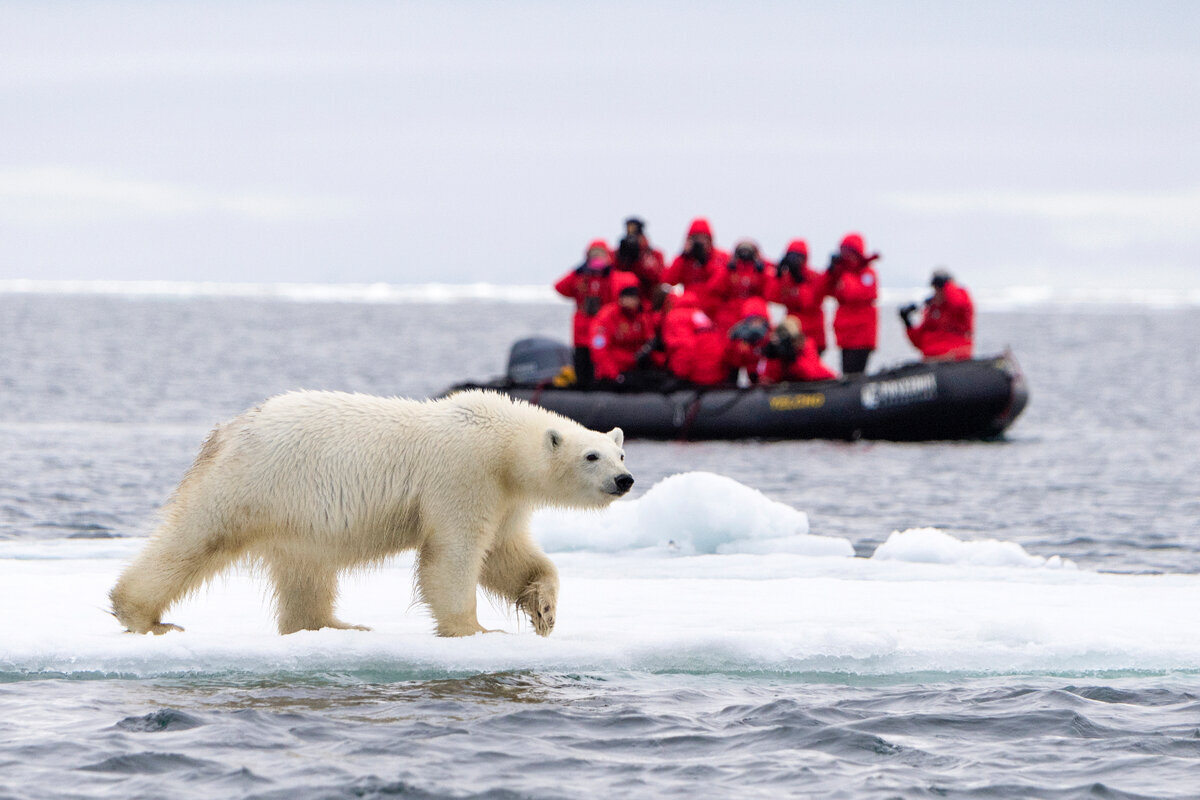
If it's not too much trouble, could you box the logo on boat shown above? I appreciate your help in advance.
[769,393,825,411]
[860,373,937,410]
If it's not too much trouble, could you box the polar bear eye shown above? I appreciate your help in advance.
[586,452,599,462]
[620,454,624,461]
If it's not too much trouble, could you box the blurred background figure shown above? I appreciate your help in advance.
[828,232,880,375]
[900,269,975,361]
[554,239,615,387]
[768,239,831,354]
[761,316,837,383]
[705,238,772,334]
[663,218,729,294]
[614,217,666,302]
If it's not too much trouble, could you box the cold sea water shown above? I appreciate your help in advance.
[1,289,1200,799]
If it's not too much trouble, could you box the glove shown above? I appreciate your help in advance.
[899,303,917,328]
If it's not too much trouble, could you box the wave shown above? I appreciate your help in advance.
[2,472,1195,682]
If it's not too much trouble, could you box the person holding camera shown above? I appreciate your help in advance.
[760,316,837,384]
[589,275,657,387]
[899,269,974,361]
[828,232,881,375]
[554,239,616,387]
[663,217,729,298]
[767,238,831,354]
[723,298,774,385]
[614,216,666,300]
[704,239,773,334]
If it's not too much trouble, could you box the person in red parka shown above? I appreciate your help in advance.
[589,277,656,386]
[900,269,975,361]
[704,239,772,334]
[827,232,881,375]
[723,297,773,385]
[767,239,830,354]
[663,218,729,297]
[614,217,666,301]
[554,239,615,387]
[760,316,837,384]
[661,290,730,386]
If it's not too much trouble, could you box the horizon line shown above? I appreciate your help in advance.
[1,278,1198,310]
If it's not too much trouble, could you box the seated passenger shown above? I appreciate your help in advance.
[662,290,730,386]
[705,239,772,333]
[723,298,772,385]
[589,278,656,385]
[554,239,615,386]
[900,269,974,361]
[760,316,837,384]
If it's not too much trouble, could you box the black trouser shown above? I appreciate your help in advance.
[573,346,593,388]
[841,348,872,375]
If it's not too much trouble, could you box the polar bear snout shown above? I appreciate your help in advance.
[612,473,635,495]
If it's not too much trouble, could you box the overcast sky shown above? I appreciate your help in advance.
[2,1,1198,293]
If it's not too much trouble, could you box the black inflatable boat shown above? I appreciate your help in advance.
[446,338,1029,441]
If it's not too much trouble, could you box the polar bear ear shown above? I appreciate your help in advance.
[607,427,624,447]
[545,429,563,451]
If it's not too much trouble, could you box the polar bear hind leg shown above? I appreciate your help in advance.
[110,515,246,635]
[264,554,370,634]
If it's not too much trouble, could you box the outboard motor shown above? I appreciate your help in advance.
[506,337,573,386]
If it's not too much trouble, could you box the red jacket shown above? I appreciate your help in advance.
[761,337,837,384]
[830,232,880,350]
[768,240,830,352]
[661,291,728,385]
[589,301,655,381]
[722,298,772,381]
[704,249,773,333]
[906,280,974,360]
[663,217,728,296]
[663,250,729,295]
[554,239,615,346]
[615,236,666,297]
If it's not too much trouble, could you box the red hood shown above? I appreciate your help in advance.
[610,270,640,296]
[785,239,809,256]
[739,296,769,321]
[686,218,713,238]
[840,233,865,257]
[584,239,613,260]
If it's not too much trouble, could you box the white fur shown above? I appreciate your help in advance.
[109,390,630,637]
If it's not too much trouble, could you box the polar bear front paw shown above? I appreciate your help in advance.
[518,579,557,637]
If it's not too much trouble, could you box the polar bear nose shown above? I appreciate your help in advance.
[614,473,634,494]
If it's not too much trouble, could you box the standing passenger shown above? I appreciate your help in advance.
[828,232,880,375]
[663,218,729,298]
[554,240,614,387]
[704,239,772,334]
[768,239,831,354]
[614,217,666,301]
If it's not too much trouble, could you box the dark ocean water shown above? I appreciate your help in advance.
[2,292,1199,799]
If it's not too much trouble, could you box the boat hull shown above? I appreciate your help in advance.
[448,354,1028,441]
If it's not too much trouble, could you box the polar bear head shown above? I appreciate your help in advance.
[541,424,633,508]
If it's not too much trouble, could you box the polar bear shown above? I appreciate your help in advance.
[109,389,633,637]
